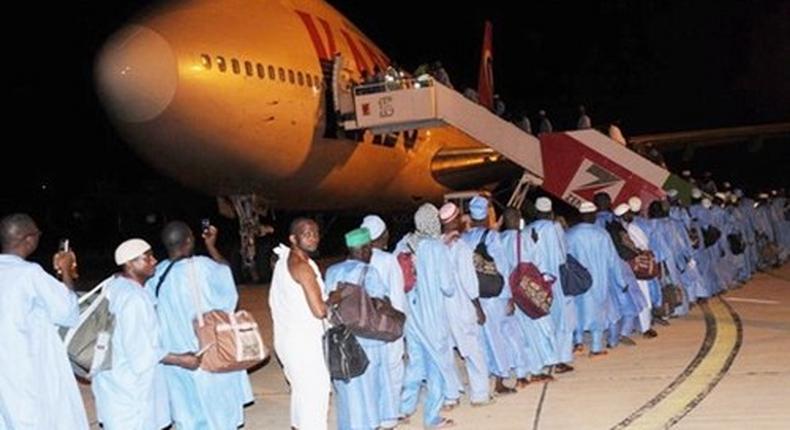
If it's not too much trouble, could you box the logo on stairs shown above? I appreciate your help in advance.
[563,159,625,207]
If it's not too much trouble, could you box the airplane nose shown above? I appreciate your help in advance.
[95,25,177,122]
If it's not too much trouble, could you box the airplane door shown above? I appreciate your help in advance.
[332,54,355,123]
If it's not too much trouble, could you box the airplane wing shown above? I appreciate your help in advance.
[628,122,790,151]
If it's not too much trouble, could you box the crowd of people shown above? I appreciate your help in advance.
[271,184,789,429]
[1,180,787,430]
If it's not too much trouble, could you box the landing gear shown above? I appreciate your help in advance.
[228,195,274,284]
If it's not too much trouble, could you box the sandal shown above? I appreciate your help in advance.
[427,418,456,429]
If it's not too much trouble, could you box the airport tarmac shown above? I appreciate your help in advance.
[78,263,790,429]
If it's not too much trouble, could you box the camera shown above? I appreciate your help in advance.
[201,218,211,233]
[59,238,70,252]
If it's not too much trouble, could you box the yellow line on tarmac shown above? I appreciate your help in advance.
[613,298,742,429]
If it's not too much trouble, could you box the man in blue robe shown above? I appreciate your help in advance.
[325,228,398,430]
[0,214,89,430]
[735,190,760,275]
[497,208,545,385]
[94,239,201,430]
[528,197,575,372]
[689,193,726,294]
[567,202,626,355]
[396,204,456,428]
[145,221,253,430]
[460,198,523,393]
[593,192,641,347]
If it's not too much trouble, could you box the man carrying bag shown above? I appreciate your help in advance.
[324,228,400,430]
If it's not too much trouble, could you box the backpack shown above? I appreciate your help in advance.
[559,254,593,296]
[473,230,505,298]
[605,220,639,260]
[727,233,745,255]
[702,225,722,247]
[397,243,417,293]
[61,276,115,379]
[509,230,554,319]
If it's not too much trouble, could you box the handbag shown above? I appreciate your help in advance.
[473,230,505,298]
[559,254,593,296]
[323,323,369,381]
[329,266,406,342]
[702,225,722,248]
[187,259,268,372]
[629,250,660,280]
[727,233,745,255]
[605,220,640,260]
[61,276,115,379]
[509,230,554,319]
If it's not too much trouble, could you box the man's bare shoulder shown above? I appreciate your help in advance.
[287,252,316,285]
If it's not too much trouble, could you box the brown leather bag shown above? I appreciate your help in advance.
[329,268,405,342]
[629,250,660,279]
[186,259,267,372]
[194,310,268,372]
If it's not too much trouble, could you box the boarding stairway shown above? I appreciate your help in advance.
[339,77,687,207]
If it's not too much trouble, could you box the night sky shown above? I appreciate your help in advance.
[2,0,789,262]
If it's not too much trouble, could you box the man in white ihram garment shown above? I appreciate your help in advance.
[0,213,89,430]
[269,218,331,430]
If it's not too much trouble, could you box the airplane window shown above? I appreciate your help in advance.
[278,67,285,82]
[268,65,275,80]
[288,69,295,84]
[216,56,226,72]
[244,61,253,76]
[257,63,265,79]
[306,74,313,87]
[314,75,322,88]
[231,59,240,74]
[297,72,304,86]
[200,54,211,70]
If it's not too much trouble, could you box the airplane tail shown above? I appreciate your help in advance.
[477,20,494,110]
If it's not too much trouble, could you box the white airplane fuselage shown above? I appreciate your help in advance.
[96,0,512,210]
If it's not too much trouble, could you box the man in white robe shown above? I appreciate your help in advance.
[0,213,89,430]
[93,239,200,430]
[361,215,406,426]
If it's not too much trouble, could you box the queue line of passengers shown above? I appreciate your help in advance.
[1,184,787,429]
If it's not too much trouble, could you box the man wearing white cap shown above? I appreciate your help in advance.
[734,190,760,273]
[0,214,89,430]
[498,208,554,384]
[725,193,754,281]
[567,202,626,355]
[689,195,726,294]
[526,197,575,373]
[711,194,744,286]
[361,215,406,422]
[438,203,495,403]
[627,197,665,316]
[614,204,658,337]
[93,239,200,430]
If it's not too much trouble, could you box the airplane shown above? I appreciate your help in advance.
[95,0,516,215]
[95,0,788,220]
